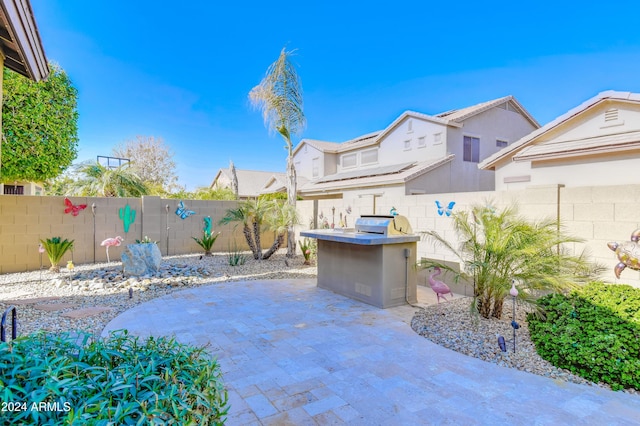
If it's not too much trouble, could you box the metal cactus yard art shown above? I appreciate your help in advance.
[608,229,640,278]
[119,204,136,233]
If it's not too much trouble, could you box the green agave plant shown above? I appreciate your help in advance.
[192,231,219,256]
[40,237,74,272]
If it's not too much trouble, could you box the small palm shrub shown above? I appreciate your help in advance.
[0,330,228,424]
[40,237,74,272]
[420,203,602,319]
[528,282,640,390]
[192,231,220,256]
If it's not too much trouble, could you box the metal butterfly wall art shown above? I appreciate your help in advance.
[175,201,196,219]
[64,197,87,216]
[435,200,455,216]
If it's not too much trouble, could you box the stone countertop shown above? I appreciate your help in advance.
[300,229,420,245]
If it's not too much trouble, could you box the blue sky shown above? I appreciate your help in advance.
[31,0,640,190]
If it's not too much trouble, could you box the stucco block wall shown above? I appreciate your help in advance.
[293,183,640,288]
[0,196,278,273]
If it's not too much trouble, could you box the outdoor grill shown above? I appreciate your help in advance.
[354,215,413,236]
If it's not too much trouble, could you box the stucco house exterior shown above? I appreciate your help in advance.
[480,91,640,190]
[0,0,49,195]
[292,96,539,199]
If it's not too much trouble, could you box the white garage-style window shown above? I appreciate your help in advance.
[341,153,357,168]
[361,148,378,165]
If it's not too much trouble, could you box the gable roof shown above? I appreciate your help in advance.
[293,95,536,156]
[479,91,640,170]
[211,168,287,198]
[0,0,48,81]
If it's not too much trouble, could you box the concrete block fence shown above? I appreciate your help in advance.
[2,184,640,287]
[295,184,640,288]
[0,196,277,274]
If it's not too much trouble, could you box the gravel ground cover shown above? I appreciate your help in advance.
[411,297,639,395]
[1,253,636,395]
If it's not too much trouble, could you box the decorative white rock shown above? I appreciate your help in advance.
[121,243,162,277]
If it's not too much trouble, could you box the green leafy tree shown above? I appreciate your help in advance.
[112,135,179,192]
[249,47,306,258]
[1,64,79,182]
[420,203,602,319]
[67,162,148,197]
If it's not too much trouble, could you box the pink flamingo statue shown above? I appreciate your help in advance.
[428,267,454,303]
[101,236,123,263]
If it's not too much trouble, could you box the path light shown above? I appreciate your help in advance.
[38,244,45,283]
[498,335,506,352]
[510,280,520,353]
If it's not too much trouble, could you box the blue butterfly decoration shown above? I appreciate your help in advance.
[175,201,196,219]
[435,201,455,217]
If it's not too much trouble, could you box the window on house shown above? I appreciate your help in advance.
[407,119,413,133]
[342,153,357,168]
[496,139,508,148]
[417,136,426,148]
[4,185,24,195]
[404,140,411,150]
[361,149,378,164]
[304,145,308,153]
[312,158,320,177]
[463,136,480,163]
[433,133,442,145]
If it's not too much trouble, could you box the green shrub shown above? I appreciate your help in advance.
[227,245,247,266]
[192,231,220,256]
[0,330,228,424]
[135,235,157,244]
[528,282,640,390]
[40,237,74,272]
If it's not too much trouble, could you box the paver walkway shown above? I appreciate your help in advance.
[103,279,640,425]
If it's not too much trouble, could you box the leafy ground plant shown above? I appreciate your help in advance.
[0,330,228,424]
[135,235,157,244]
[39,237,74,272]
[528,282,640,390]
[192,231,220,256]
[227,245,247,266]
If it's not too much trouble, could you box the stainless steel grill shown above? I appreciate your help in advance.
[354,215,413,236]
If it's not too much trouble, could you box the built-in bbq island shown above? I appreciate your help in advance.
[301,215,419,308]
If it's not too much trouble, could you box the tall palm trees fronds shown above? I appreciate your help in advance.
[249,48,305,152]
[249,48,306,258]
[67,162,148,197]
[420,203,603,319]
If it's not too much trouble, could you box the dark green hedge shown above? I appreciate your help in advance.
[528,282,640,390]
[0,330,228,424]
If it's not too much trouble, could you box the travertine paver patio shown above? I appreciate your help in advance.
[102,279,640,425]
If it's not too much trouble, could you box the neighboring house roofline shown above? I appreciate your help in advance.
[479,90,640,170]
[0,0,48,81]
[436,95,540,128]
[299,157,455,195]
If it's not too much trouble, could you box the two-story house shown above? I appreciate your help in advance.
[292,96,539,199]
[480,91,640,190]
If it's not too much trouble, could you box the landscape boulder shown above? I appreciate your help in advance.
[121,243,162,277]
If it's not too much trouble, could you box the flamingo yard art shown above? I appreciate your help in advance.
[101,236,123,263]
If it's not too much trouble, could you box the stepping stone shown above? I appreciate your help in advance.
[4,297,60,305]
[62,306,113,319]
[33,303,78,311]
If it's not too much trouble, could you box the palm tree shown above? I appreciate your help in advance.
[262,202,300,260]
[249,47,306,258]
[218,202,260,259]
[67,162,148,197]
[420,203,602,319]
